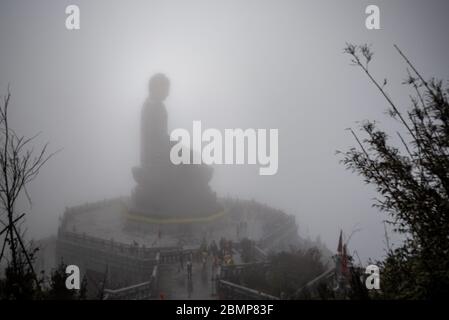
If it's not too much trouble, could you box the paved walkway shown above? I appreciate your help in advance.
[158,259,218,300]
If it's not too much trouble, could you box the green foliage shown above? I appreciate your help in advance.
[341,43,449,299]
[239,238,255,263]
[267,248,326,298]
[0,249,87,299]
[43,262,87,300]
[237,247,326,298]
[0,246,41,300]
[347,266,371,300]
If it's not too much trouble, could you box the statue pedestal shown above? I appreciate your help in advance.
[131,74,222,224]
[130,163,222,219]
[124,191,226,240]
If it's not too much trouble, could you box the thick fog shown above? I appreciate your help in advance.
[0,0,448,263]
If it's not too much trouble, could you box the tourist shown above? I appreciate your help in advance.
[179,251,184,271]
[200,237,208,252]
[209,240,218,258]
[202,253,207,271]
[219,237,226,258]
[187,259,193,280]
[211,256,217,274]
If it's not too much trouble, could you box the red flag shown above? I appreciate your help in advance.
[337,230,343,254]
[342,244,349,276]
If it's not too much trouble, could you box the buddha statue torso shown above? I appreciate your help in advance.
[141,98,170,168]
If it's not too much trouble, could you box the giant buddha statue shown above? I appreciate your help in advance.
[131,74,221,219]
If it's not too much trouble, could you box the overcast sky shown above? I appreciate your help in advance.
[1,0,448,262]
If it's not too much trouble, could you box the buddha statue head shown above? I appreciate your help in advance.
[148,73,170,102]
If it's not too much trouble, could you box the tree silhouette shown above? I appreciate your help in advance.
[340,44,449,299]
[0,88,56,299]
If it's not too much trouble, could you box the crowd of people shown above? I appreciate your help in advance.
[177,237,236,281]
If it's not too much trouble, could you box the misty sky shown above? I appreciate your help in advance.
[1,0,448,263]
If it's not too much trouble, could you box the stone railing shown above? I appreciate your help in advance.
[217,280,279,300]
[57,230,203,274]
[257,217,297,250]
[56,231,161,286]
[60,198,123,230]
[103,252,160,300]
[158,247,202,264]
[294,267,336,298]
[224,240,267,263]
[64,198,123,216]
[103,277,153,300]
[57,230,159,260]
[219,261,271,283]
[253,245,268,261]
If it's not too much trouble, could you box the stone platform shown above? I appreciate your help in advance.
[55,197,304,298]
